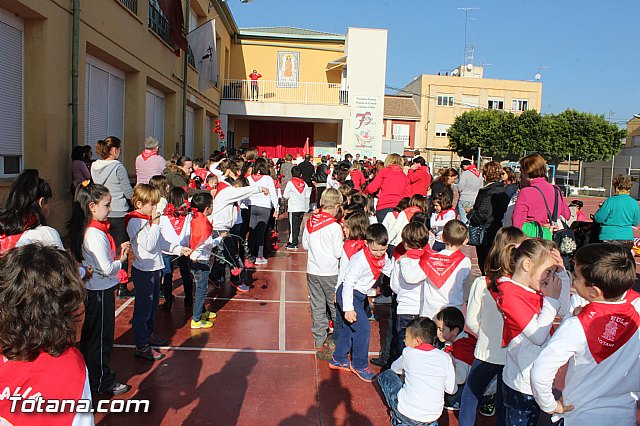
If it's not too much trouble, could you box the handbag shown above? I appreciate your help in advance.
[531,186,577,253]
[468,224,487,246]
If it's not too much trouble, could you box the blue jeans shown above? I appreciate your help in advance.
[334,285,369,369]
[191,262,210,321]
[459,359,504,426]
[457,202,469,224]
[377,370,437,426]
[393,313,419,364]
[131,268,161,348]
[332,302,344,342]
[502,384,540,426]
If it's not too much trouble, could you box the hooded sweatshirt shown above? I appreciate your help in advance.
[91,159,133,218]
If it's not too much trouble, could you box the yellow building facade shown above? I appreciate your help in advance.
[401,66,543,155]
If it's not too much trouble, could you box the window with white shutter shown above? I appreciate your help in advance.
[204,116,211,158]
[0,10,24,175]
[84,56,125,159]
[145,87,165,154]
[185,106,195,159]
[392,124,410,147]
[435,124,450,137]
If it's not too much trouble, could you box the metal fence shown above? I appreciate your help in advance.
[148,0,172,47]
[222,79,347,105]
[120,0,138,14]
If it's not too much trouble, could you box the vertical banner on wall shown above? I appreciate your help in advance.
[351,96,380,153]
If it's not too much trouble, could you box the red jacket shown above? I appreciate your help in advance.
[364,165,410,210]
[408,166,432,196]
[350,169,366,190]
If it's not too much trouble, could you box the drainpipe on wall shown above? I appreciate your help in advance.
[181,0,190,156]
[71,0,80,148]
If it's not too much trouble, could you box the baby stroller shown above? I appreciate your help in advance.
[564,221,600,271]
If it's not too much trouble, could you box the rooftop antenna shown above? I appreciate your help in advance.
[458,7,479,74]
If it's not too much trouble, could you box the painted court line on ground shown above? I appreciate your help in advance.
[114,297,134,317]
[279,271,286,351]
[113,343,379,356]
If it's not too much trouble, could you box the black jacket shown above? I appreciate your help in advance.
[468,181,510,234]
[299,160,315,186]
[315,163,329,184]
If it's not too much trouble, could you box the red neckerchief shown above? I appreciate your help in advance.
[189,211,212,250]
[194,168,209,182]
[404,206,422,222]
[214,181,230,198]
[392,211,400,219]
[436,208,455,221]
[418,249,466,289]
[393,243,427,260]
[141,149,157,161]
[343,239,365,259]
[496,277,544,346]
[251,174,264,182]
[125,211,152,228]
[415,343,436,352]
[305,210,337,234]
[0,233,24,253]
[445,333,478,365]
[363,246,387,281]
[465,164,481,177]
[291,177,306,194]
[164,204,188,235]
[577,300,640,364]
[87,220,117,260]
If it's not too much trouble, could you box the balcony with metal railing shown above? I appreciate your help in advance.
[120,0,138,14]
[148,0,172,47]
[222,79,349,106]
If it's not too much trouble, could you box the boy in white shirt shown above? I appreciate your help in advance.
[330,224,392,382]
[398,220,471,319]
[377,317,457,425]
[302,188,344,359]
[434,307,477,411]
[429,192,456,252]
[284,166,311,250]
[531,243,640,426]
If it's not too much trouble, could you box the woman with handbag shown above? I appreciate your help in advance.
[466,161,510,274]
[512,154,570,239]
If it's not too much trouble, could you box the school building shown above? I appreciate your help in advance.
[0,0,387,230]
[399,65,543,164]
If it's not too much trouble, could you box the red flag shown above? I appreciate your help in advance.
[157,0,188,52]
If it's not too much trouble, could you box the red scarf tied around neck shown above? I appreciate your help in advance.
[141,149,158,161]
[189,211,213,250]
[290,177,306,194]
[436,208,456,221]
[418,249,466,289]
[87,220,117,260]
[343,239,365,260]
[124,211,153,228]
[306,210,337,234]
[363,246,387,281]
[403,206,422,222]
[465,164,481,177]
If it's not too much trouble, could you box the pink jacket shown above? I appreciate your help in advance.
[364,165,410,211]
[512,178,570,228]
[135,153,167,185]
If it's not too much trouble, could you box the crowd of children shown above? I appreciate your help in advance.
[0,147,639,426]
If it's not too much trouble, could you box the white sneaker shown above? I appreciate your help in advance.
[255,257,268,265]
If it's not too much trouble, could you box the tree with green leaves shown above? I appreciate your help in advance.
[447,109,625,162]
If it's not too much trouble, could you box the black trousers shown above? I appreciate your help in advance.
[108,216,129,280]
[289,211,304,246]
[79,286,117,394]
[211,232,242,284]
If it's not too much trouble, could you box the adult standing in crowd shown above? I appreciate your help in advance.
[501,166,518,199]
[71,145,92,193]
[91,136,134,298]
[593,174,640,248]
[430,168,458,203]
[364,153,410,223]
[280,154,295,189]
[407,156,432,196]
[457,160,484,223]
[314,156,329,206]
[466,161,511,274]
[299,154,315,187]
[164,156,204,198]
[512,154,570,238]
[135,137,166,185]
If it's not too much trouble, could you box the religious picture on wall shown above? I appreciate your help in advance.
[277,51,300,88]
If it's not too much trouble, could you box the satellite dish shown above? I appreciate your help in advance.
[466,63,473,72]
[535,73,541,81]
[451,69,459,76]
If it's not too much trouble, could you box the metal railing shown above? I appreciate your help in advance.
[222,79,348,105]
[120,0,138,14]
[148,0,173,47]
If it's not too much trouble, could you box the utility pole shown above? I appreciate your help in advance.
[458,7,479,71]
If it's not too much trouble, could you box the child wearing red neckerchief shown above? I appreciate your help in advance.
[434,307,478,412]
[399,220,471,320]
[531,243,640,426]
[495,238,569,426]
[330,224,392,383]
[283,166,311,250]
[429,192,456,252]
[302,188,344,360]
[377,317,456,425]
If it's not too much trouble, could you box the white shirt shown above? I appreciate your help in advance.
[381,211,398,234]
[390,256,424,316]
[82,227,122,291]
[398,250,471,319]
[326,171,340,189]
[247,175,279,211]
[212,186,260,231]
[465,276,507,365]
[430,210,456,243]
[159,214,192,252]
[283,181,311,213]
[340,250,392,312]
[531,301,640,426]
[387,210,410,246]
[391,346,457,423]
[126,218,182,272]
[190,233,223,265]
[301,220,343,277]
[17,225,64,249]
